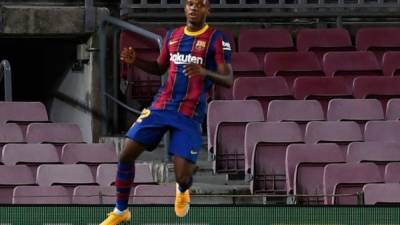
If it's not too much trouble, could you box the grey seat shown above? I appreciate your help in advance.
[384,162,400,183]
[133,183,175,204]
[386,98,400,120]
[72,186,117,204]
[0,165,35,203]
[363,183,400,205]
[96,163,154,186]
[364,120,400,142]
[36,164,95,188]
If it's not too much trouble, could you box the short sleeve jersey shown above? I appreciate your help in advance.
[150,24,232,123]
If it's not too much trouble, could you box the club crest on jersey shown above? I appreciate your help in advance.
[170,53,203,65]
[195,40,207,50]
[222,41,232,51]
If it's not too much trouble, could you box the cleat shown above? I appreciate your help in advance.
[175,183,190,217]
[99,210,131,225]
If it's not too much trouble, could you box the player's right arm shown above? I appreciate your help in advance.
[120,47,168,76]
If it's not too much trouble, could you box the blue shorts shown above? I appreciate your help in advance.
[126,109,202,163]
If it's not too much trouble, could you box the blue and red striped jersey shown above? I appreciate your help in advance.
[150,24,232,123]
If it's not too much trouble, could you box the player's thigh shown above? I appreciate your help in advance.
[119,139,146,163]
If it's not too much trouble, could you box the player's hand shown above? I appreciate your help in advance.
[120,47,136,64]
[184,64,207,77]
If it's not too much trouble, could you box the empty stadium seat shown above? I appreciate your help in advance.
[61,143,117,175]
[72,185,117,204]
[0,101,48,133]
[96,163,154,186]
[12,186,70,204]
[323,51,382,89]
[363,183,400,205]
[245,122,303,194]
[364,120,400,142]
[0,165,35,203]
[353,77,400,108]
[120,28,166,99]
[264,52,324,88]
[0,124,25,163]
[305,121,363,151]
[238,28,295,63]
[1,144,59,176]
[293,77,352,112]
[384,162,400,183]
[386,98,400,120]
[296,28,354,60]
[285,143,344,204]
[26,123,84,155]
[207,100,264,158]
[323,162,382,205]
[382,51,400,76]
[356,27,400,61]
[133,183,175,204]
[214,52,263,100]
[346,142,400,175]
[232,77,292,117]
[327,99,384,130]
[36,164,95,187]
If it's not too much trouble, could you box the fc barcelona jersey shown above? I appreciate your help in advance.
[150,24,232,123]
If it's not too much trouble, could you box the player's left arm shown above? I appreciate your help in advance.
[184,32,233,88]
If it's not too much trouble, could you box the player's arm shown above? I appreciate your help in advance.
[184,63,233,88]
[120,47,168,76]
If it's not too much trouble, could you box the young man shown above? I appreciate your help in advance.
[99,0,233,224]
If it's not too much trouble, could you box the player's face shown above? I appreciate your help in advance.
[184,0,209,27]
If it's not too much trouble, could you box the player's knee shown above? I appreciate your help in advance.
[176,174,188,185]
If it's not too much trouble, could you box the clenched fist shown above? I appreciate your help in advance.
[120,46,136,64]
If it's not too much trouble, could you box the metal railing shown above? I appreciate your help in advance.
[99,15,163,136]
[0,60,12,101]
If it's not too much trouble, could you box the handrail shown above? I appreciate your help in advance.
[0,60,12,101]
[99,15,163,135]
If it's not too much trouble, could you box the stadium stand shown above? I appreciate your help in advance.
[363,183,400,205]
[296,28,354,61]
[72,186,116,204]
[386,98,400,120]
[132,183,175,204]
[96,163,155,186]
[285,143,344,204]
[263,52,324,88]
[0,165,35,203]
[364,120,400,142]
[384,162,400,183]
[323,162,382,205]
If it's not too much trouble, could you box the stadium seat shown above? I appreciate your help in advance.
[72,185,117,204]
[293,77,352,112]
[364,120,400,142]
[120,28,166,99]
[61,143,117,175]
[296,28,354,61]
[133,183,175,204]
[356,27,400,61]
[386,98,400,120]
[238,28,295,63]
[323,162,382,205]
[327,99,384,130]
[285,143,344,204]
[245,122,303,194]
[214,52,263,100]
[36,164,95,188]
[232,77,292,117]
[0,124,25,163]
[382,51,400,76]
[384,162,400,183]
[353,77,400,108]
[25,123,84,155]
[0,165,35,203]
[266,100,324,134]
[323,51,382,89]
[0,101,48,134]
[1,144,59,176]
[96,163,155,186]
[263,52,324,88]
[346,142,400,175]
[305,121,363,150]
[12,186,70,204]
[363,183,400,205]
[207,100,264,159]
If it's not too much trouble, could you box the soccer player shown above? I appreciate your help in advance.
[99,0,232,223]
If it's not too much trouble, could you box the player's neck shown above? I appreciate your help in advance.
[185,22,207,32]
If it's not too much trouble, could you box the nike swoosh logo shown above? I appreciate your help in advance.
[169,40,178,45]
[190,150,198,155]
